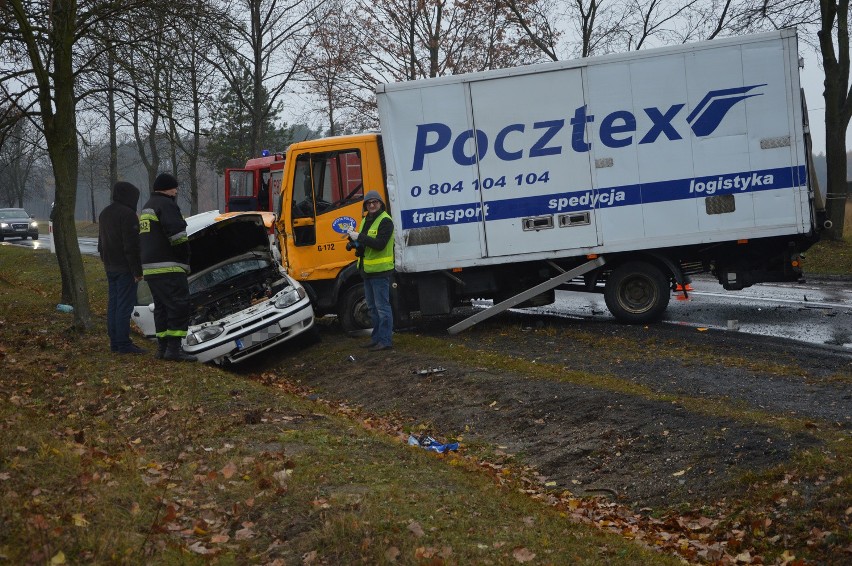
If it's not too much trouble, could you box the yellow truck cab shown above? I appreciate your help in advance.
[275,133,385,329]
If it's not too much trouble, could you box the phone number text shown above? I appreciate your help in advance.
[409,171,550,198]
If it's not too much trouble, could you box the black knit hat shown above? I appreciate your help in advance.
[153,173,179,192]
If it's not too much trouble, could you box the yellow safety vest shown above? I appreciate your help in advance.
[359,211,394,273]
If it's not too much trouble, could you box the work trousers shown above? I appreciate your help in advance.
[146,272,191,339]
[363,273,393,347]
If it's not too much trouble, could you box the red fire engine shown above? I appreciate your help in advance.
[224,151,286,213]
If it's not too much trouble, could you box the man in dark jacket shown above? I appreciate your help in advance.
[347,190,394,351]
[98,182,145,354]
[140,173,196,362]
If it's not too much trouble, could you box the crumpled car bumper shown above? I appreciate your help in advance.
[184,298,314,364]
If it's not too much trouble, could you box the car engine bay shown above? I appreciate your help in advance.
[188,254,289,325]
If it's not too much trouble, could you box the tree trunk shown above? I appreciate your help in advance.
[89,177,96,222]
[108,44,118,188]
[818,0,851,240]
[823,87,849,239]
[47,0,93,331]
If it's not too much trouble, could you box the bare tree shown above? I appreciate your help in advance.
[357,0,545,81]
[345,0,548,124]
[0,114,46,208]
[121,14,170,192]
[302,1,365,134]
[0,0,122,325]
[213,0,324,158]
[504,0,626,58]
[162,3,222,214]
[77,123,110,222]
[620,0,700,49]
[503,0,561,60]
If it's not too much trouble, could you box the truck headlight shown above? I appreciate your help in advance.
[30,221,38,229]
[185,324,224,346]
[274,286,306,309]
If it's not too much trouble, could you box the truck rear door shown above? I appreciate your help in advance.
[468,68,601,257]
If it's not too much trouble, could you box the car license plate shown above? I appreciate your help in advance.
[235,338,244,350]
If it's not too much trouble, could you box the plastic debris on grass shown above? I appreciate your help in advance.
[407,434,459,453]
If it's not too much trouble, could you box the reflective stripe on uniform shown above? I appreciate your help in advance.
[143,260,190,276]
[156,329,188,338]
[144,266,188,276]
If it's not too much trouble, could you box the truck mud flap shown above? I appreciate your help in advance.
[448,257,606,334]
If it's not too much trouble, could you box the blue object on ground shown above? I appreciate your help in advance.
[407,434,459,453]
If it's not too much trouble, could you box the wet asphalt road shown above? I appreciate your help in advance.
[513,274,852,350]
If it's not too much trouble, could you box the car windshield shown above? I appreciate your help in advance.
[189,257,271,294]
[0,209,28,219]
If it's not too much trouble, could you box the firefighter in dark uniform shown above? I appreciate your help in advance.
[139,173,196,362]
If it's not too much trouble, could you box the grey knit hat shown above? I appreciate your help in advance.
[363,190,383,206]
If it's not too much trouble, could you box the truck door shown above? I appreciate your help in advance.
[281,148,366,281]
[468,69,600,257]
[225,169,259,212]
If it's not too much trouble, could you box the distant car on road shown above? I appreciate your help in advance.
[132,211,315,365]
[0,208,39,241]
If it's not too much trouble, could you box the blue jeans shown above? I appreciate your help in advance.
[106,271,138,351]
[363,274,393,346]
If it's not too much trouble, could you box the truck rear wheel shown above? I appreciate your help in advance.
[604,261,670,323]
[339,284,372,331]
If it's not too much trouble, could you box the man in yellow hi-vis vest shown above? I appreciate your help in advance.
[347,190,394,351]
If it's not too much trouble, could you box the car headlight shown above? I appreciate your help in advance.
[185,324,224,346]
[274,286,306,309]
[30,221,38,228]
[0,222,8,229]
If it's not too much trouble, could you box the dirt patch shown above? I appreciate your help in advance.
[239,310,852,510]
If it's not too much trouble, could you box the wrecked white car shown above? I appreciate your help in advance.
[132,211,314,364]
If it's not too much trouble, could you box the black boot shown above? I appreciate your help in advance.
[163,337,197,362]
[155,338,168,359]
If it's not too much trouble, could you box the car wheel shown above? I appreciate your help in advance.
[339,284,372,331]
[32,233,39,240]
[604,261,670,323]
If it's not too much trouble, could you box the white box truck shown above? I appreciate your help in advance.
[269,29,825,331]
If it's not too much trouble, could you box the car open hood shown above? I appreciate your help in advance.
[188,212,272,275]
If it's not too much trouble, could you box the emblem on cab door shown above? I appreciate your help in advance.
[332,216,357,234]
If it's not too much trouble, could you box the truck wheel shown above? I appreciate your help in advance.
[339,284,372,331]
[604,261,670,323]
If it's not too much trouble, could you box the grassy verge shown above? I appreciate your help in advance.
[0,247,678,564]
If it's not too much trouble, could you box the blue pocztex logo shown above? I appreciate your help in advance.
[686,84,765,136]
[332,216,357,234]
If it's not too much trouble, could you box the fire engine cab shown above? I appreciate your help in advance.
[224,151,286,213]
